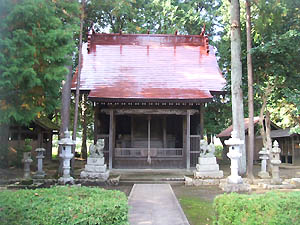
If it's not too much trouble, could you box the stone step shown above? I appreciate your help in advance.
[120,177,185,185]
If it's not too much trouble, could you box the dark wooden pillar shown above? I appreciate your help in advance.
[109,110,115,169]
[148,115,151,155]
[94,104,99,143]
[183,115,187,168]
[48,132,53,160]
[163,116,167,148]
[131,116,134,148]
[199,103,204,139]
[186,110,191,169]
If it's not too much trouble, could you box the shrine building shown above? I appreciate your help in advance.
[72,31,225,169]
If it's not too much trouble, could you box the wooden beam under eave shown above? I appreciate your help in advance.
[100,108,198,115]
[109,110,115,169]
[186,110,191,169]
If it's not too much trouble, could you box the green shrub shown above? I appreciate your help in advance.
[214,145,223,159]
[0,186,129,225]
[24,139,32,152]
[214,191,300,225]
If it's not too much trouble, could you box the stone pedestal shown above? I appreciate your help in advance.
[270,141,282,185]
[34,148,46,179]
[80,157,109,180]
[194,157,223,179]
[23,152,33,179]
[58,130,75,185]
[258,148,270,179]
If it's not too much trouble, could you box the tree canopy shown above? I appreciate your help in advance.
[216,0,300,130]
[0,0,79,126]
[0,0,299,153]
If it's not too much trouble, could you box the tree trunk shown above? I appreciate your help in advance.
[81,94,88,159]
[60,65,72,135]
[265,111,272,150]
[72,0,85,173]
[246,0,254,179]
[58,65,72,175]
[0,123,9,168]
[230,0,246,175]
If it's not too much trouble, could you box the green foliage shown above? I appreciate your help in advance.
[214,145,223,159]
[24,139,32,152]
[0,0,79,126]
[0,186,129,225]
[84,0,221,35]
[214,191,300,225]
[216,0,300,128]
[290,125,300,134]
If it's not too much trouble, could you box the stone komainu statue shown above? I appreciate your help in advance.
[89,139,104,158]
[200,139,215,158]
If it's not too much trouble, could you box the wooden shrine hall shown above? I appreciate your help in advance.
[72,31,226,169]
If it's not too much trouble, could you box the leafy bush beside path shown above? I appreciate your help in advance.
[0,186,128,225]
[214,191,300,225]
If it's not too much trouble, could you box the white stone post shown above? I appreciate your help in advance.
[258,147,270,178]
[58,130,75,184]
[22,152,33,179]
[270,140,282,184]
[34,148,46,179]
[225,131,244,184]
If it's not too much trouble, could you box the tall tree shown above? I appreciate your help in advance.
[246,0,254,179]
[72,0,85,170]
[230,0,246,175]
[0,0,79,167]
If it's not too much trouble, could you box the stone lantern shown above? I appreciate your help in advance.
[258,147,270,179]
[224,131,244,184]
[34,148,46,179]
[58,130,76,184]
[22,152,33,179]
[270,140,282,184]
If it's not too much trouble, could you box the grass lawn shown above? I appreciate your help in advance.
[172,185,224,225]
[178,196,214,225]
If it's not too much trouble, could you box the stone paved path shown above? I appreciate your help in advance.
[128,184,190,225]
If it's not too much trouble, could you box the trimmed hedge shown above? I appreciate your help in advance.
[0,186,128,225]
[214,191,300,225]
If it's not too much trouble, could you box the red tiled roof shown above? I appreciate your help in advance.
[72,33,225,102]
[217,117,260,138]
